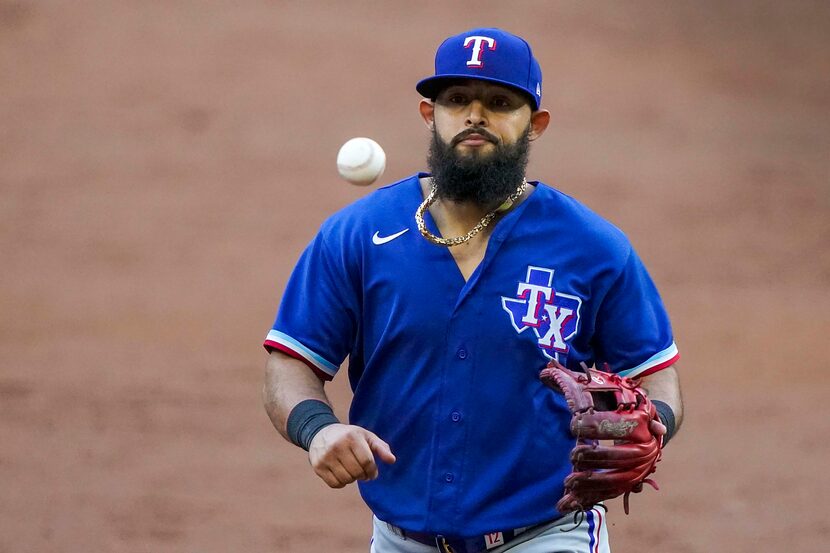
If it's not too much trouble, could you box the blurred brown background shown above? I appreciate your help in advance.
[2,1,828,551]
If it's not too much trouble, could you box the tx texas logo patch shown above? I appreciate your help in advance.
[501,266,582,360]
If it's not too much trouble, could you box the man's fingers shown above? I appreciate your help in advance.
[339,450,372,481]
[650,419,667,436]
[366,433,397,465]
[314,459,355,489]
[348,442,379,480]
[320,467,346,489]
[329,461,356,487]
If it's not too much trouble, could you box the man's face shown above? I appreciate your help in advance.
[424,80,536,206]
[431,80,534,158]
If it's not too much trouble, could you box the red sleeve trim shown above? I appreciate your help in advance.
[635,352,680,379]
[264,340,333,382]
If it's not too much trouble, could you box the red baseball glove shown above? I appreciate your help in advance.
[540,359,663,514]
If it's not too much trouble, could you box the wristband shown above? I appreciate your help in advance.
[286,399,340,451]
[652,400,676,446]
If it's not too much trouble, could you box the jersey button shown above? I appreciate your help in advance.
[456,348,468,359]
[450,411,462,422]
[444,473,454,483]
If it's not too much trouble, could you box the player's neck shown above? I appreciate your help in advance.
[418,176,528,231]
[418,177,484,234]
[440,198,492,227]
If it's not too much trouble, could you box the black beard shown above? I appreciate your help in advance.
[427,126,530,207]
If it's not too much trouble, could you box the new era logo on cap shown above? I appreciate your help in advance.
[416,27,543,110]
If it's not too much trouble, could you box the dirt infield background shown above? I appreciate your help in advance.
[2,1,829,552]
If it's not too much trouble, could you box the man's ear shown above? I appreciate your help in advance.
[528,109,551,141]
[419,99,435,130]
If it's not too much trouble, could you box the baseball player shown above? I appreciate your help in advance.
[262,28,684,553]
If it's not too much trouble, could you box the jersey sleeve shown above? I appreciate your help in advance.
[593,247,679,378]
[263,229,359,381]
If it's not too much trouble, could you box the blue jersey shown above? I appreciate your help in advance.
[265,173,678,536]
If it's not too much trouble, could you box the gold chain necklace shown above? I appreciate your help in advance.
[415,179,528,247]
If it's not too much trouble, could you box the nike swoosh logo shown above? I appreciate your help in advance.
[372,228,410,245]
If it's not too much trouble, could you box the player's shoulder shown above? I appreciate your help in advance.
[532,181,632,258]
[317,174,421,243]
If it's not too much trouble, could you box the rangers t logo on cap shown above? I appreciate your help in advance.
[416,27,544,110]
[463,35,496,67]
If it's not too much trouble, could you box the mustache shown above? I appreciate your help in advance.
[451,128,499,146]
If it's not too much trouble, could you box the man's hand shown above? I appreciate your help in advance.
[650,418,667,440]
[308,423,397,488]
[540,360,665,514]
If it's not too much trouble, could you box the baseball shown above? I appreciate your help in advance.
[336,137,386,186]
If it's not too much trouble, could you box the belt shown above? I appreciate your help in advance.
[386,521,541,553]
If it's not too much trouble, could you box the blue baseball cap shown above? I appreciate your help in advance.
[416,28,543,110]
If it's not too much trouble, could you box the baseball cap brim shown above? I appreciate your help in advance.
[416,74,540,110]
